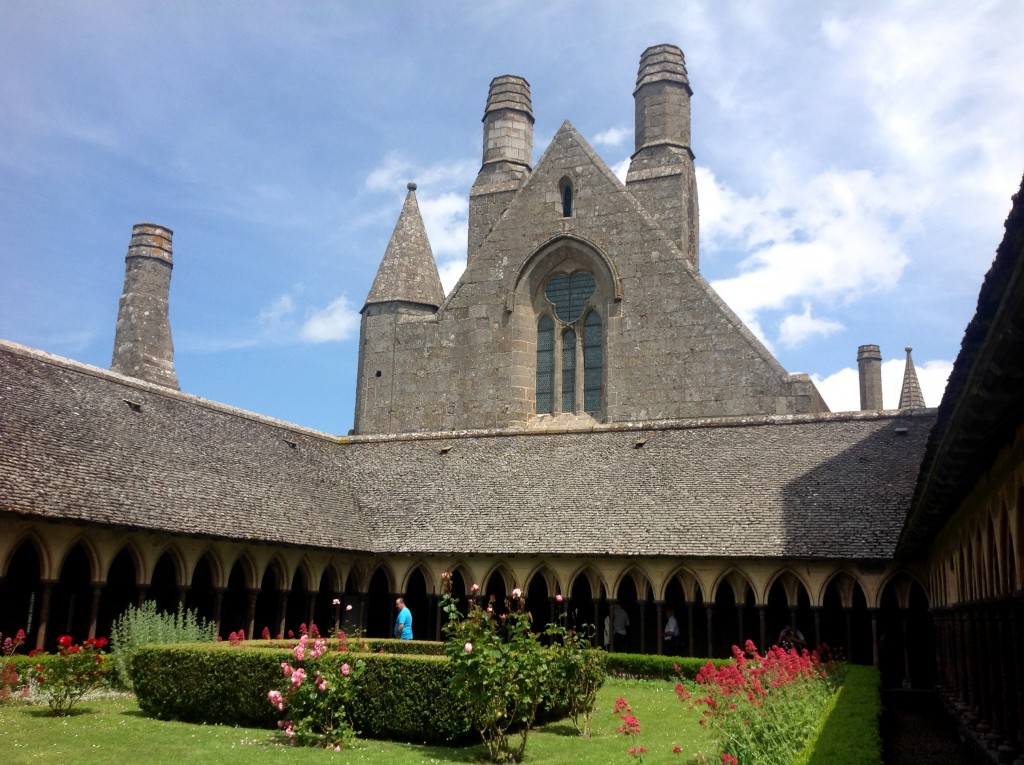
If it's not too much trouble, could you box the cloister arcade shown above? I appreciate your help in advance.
[0,519,934,688]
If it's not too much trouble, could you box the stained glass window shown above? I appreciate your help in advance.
[562,329,576,413]
[545,272,595,323]
[536,315,554,414]
[583,311,602,413]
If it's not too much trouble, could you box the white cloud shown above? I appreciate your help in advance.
[438,257,467,296]
[702,166,923,335]
[258,294,296,328]
[300,295,360,343]
[812,355,952,412]
[610,157,630,184]
[778,304,843,349]
[418,192,468,259]
[593,127,630,147]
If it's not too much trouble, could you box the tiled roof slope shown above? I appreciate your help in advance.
[0,340,370,551]
[899,173,1024,558]
[346,412,935,559]
[1,338,934,561]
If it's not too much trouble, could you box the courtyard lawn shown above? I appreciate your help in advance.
[0,678,710,765]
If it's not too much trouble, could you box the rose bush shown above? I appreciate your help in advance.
[29,635,111,715]
[267,633,365,749]
[441,575,551,763]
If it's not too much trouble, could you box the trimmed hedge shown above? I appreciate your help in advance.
[605,652,732,680]
[796,665,883,765]
[131,642,576,744]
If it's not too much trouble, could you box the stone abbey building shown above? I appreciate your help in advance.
[1,45,1022,759]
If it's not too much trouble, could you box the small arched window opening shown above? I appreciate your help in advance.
[559,178,574,218]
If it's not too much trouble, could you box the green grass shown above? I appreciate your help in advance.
[0,679,711,765]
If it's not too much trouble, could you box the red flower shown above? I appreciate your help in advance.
[721,754,739,765]
[57,635,73,649]
[673,745,683,754]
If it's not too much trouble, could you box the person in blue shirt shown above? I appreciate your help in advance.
[394,597,413,640]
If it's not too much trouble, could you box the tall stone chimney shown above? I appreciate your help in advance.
[467,75,534,266]
[625,44,699,268]
[857,344,883,411]
[110,223,179,389]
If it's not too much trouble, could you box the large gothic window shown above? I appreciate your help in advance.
[536,271,603,416]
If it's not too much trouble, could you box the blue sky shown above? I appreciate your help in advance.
[2,1,1022,434]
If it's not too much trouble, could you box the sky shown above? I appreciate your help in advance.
[2,1,1022,435]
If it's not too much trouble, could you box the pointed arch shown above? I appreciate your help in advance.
[1,531,50,579]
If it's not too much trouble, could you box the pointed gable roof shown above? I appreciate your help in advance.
[898,346,926,409]
[364,183,445,310]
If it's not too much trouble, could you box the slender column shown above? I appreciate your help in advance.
[305,591,315,631]
[277,590,289,639]
[812,606,822,649]
[245,589,258,640]
[844,608,853,661]
[88,584,103,639]
[35,581,55,650]
[639,600,647,654]
[655,601,664,655]
[870,609,879,669]
[757,605,767,651]
[592,598,600,648]
[686,602,695,657]
[212,589,224,637]
[901,611,912,688]
[956,609,970,707]
[736,604,745,649]
[705,604,714,658]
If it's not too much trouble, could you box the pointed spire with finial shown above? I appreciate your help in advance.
[898,346,926,409]
[364,183,445,311]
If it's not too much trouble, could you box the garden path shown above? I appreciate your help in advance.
[880,689,987,765]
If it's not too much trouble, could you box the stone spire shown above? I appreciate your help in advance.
[110,223,179,389]
[625,44,700,269]
[364,183,444,310]
[898,346,926,409]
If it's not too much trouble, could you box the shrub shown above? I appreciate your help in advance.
[441,578,551,763]
[28,635,111,715]
[677,640,842,765]
[110,601,216,689]
[0,629,29,703]
[267,634,365,749]
[606,652,730,681]
[545,622,606,736]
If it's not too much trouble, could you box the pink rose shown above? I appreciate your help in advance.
[342,663,350,677]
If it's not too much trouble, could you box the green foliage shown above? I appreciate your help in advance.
[132,644,283,727]
[795,665,882,765]
[109,601,216,689]
[678,641,842,765]
[268,636,365,749]
[441,581,552,763]
[606,652,730,681]
[545,622,606,736]
[352,653,472,743]
[131,642,475,743]
[27,636,111,715]
[360,638,445,655]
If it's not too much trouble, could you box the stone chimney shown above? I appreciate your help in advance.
[857,344,883,411]
[467,75,534,266]
[625,44,699,268]
[110,223,179,389]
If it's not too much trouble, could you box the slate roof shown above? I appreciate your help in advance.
[0,340,369,551]
[1,338,934,560]
[899,173,1024,559]
[347,413,934,559]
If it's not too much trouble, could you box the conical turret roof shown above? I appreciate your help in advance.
[898,346,927,409]
[365,183,444,310]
